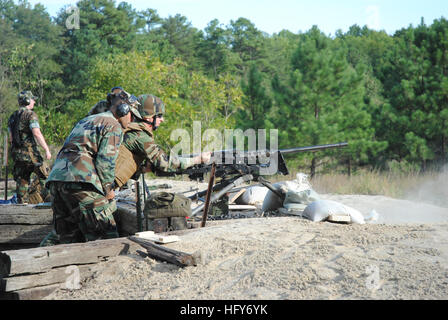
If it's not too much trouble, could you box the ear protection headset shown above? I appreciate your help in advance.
[116,103,131,117]
[18,91,31,106]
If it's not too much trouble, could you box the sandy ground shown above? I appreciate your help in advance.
[43,179,448,300]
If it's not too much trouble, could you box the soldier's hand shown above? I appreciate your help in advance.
[201,151,212,164]
[106,190,115,200]
[45,150,51,160]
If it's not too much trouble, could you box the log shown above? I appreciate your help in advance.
[129,236,198,267]
[0,237,138,278]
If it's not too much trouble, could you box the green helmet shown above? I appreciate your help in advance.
[137,94,165,119]
[18,90,37,106]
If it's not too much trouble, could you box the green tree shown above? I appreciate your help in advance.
[197,19,239,78]
[272,26,386,176]
[237,64,272,130]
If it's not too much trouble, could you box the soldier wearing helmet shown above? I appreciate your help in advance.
[113,94,211,189]
[40,95,134,246]
[7,91,51,204]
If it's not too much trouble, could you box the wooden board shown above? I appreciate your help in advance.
[0,237,137,277]
[0,205,52,216]
[228,204,257,211]
[0,283,61,300]
[0,211,52,225]
[1,264,94,292]
[229,188,246,204]
[0,225,52,244]
[135,231,180,244]
[327,214,351,223]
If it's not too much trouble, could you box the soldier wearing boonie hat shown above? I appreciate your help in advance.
[7,90,51,204]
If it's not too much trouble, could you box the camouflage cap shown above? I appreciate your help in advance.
[137,94,165,119]
[18,90,37,106]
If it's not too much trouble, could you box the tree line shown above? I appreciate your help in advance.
[0,0,447,176]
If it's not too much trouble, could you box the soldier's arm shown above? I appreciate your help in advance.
[7,128,12,144]
[31,128,51,160]
[96,124,123,195]
[126,131,197,172]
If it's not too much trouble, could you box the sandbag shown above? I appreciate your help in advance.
[236,186,269,205]
[303,200,365,224]
[261,173,317,212]
[261,182,288,212]
[144,192,191,218]
[283,189,320,210]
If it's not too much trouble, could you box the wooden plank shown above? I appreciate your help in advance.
[0,225,52,244]
[229,188,246,204]
[0,205,52,216]
[327,214,351,223]
[135,231,180,244]
[0,212,52,225]
[1,264,94,292]
[0,283,60,300]
[228,204,257,211]
[0,237,138,277]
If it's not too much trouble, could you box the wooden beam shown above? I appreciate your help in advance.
[1,264,94,292]
[129,236,198,267]
[0,205,52,216]
[0,225,52,244]
[0,211,52,225]
[0,283,61,300]
[229,188,246,204]
[0,237,138,278]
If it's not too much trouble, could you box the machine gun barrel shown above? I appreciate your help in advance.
[181,142,348,158]
[278,142,348,155]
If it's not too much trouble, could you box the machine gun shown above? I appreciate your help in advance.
[155,142,348,221]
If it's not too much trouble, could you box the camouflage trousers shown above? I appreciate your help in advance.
[13,160,48,204]
[44,181,119,245]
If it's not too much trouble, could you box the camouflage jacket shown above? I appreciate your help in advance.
[7,107,43,163]
[47,111,123,195]
[122,122,195,173]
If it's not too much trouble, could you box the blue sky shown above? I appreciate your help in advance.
[29,0,448,35]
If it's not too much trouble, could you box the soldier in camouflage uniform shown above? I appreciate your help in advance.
[7,91,52,204]
[43,97,139,245]
[114,94,211,189]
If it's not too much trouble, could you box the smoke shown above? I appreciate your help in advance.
[404,165,448,209]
